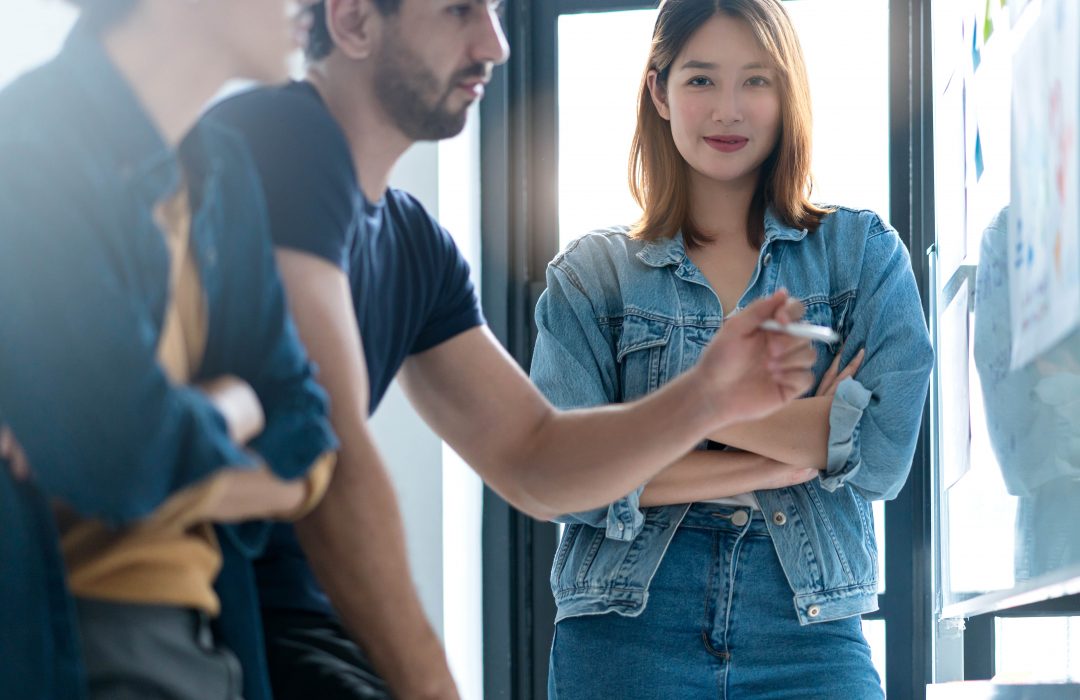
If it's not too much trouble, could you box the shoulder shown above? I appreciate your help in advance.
[0,59,69,136]
[545,226,644,300]
[551,225,640,270]
[814,205,894,242]
[205,83,355,185]
[0,62,97,188]
[384,188,439,226]
[207,82,338,136]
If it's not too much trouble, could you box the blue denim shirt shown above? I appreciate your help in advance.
[0,26,337,700]
[531,207,933,625]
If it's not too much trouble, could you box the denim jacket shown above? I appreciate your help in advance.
[531,207,933,625]
[0,25,337,700]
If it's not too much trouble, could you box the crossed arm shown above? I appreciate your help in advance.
[1,376,317,524]
[638,348,865,507]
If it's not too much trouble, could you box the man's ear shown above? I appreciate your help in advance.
[324,0,382,60]
[646,70,671,121]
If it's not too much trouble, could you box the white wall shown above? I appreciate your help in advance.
[375,111,486,699]
[372,141,447,639]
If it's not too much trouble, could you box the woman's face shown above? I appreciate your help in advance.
[210,0,316,83]
[649,14,782,190]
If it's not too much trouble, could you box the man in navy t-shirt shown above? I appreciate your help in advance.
[207,1,816,698]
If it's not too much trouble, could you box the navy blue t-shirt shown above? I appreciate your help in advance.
[208,81,485,613]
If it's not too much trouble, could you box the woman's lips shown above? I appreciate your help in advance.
[705,136,749,153]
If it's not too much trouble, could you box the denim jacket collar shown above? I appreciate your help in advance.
[763,208,811,243]
[635,208,810,270]
[636,230,688,268]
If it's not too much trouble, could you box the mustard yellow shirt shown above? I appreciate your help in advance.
[60,189,334,614]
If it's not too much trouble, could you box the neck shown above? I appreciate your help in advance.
[307,57,414,203]
[101,16,234,147]
[686,168,760,246]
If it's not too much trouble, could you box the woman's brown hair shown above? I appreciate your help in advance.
[628,0,831,248]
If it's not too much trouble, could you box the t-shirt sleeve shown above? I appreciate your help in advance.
[205,85,358,272]
[408,199,485,353]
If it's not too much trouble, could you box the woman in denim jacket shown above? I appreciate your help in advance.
[531,0,933,697]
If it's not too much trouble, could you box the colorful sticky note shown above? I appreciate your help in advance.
[975,129,985,180]
[984,0,995,43]
[972,19,981,70]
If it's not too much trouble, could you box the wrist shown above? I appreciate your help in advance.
[684,365,736,432]
[381,643,458,700]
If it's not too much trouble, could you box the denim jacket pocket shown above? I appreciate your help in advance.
[550,506,686,610]
[616,314,673,400]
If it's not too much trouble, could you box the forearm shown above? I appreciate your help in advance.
[138,464,309,530]
[295,441,456,700]
[708,396,832,469]
[640,450,818,507]
[508,368,725,519]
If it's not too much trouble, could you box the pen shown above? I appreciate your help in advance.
[759,320,840,344]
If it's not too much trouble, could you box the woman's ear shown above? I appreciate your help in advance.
[324,0,381,61]
[647,70,671,121]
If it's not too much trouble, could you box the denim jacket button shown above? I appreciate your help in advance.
[617,521,625,532]
[763,252,772,267]
[808,605,821,618]
[772,511,787,526]
[731,510,749,527]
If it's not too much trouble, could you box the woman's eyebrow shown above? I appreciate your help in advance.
[677,60,772,71]
[678,59,719,70]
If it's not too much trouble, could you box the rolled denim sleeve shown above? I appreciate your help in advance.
[818,220,934,500]
[0,146,254,526]
[820,377,873,490]
[530,257,645,541]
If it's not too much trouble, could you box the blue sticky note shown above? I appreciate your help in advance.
[975,130,985,180]
[972,20,981,70]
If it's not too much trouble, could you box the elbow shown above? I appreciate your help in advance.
[485,410,567,522]
[498,488,562,522]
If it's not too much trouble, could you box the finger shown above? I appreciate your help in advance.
[788,467,819,486]
[769,344,817,373]
[731,289,791,334]
[780,298,806,324]
[824,346,844,379]
[774,368,815,400]
[817,352,843,396]
[765,328,812,359]
[835,348,866,386]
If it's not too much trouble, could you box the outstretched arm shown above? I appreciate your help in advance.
[398,291,815,521]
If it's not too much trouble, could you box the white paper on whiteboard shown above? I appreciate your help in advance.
[1008,0,1080,370]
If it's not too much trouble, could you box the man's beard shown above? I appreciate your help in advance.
[373,36,485,141]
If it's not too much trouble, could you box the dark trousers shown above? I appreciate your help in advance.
[76,598,243,700]
[263,609,391,700]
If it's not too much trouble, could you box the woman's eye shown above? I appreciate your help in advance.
[746,75,771,87]
[688,76,713,87]
[448,3,472,18]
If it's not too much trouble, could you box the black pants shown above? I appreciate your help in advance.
[263,609,391,700]
[76,599,243,700]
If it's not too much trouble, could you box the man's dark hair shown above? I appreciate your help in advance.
[306,0,402,61]
[66,0,138,33]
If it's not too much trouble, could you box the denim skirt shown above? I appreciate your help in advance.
[548,503,883,699]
